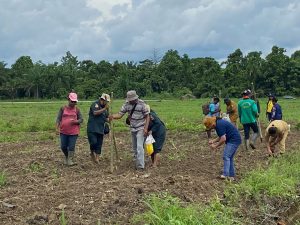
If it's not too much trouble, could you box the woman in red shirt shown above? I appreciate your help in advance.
[56,92,83,166]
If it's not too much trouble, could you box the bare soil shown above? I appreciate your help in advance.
[0,130,297,225]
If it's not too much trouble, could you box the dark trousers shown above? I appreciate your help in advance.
[87,132,104,155]
[60,134,78,156]
[243,123,258,139]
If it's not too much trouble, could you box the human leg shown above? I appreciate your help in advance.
[67,135,78,166]
[243,124,250,150]
[223,143,238,177]
[249,123,259,149]
[60,133,69,164]
[279,132,288,154]
[131,131,138,160]
[135,130,145,169]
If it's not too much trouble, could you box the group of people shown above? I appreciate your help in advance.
[55,89,290,181]
[203,89,289,181]
[55,90,166,170]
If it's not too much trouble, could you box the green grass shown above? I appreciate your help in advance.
[59,209,68,225]
[132,193,239,225]
[0,171,7,187]
[0,98,299,142]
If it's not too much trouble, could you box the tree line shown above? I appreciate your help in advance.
[0,46,300,100]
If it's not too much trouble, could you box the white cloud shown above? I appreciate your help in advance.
[0,0,300,66]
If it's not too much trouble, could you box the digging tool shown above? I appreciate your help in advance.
[251,82,263,142]
[109,92,119,173]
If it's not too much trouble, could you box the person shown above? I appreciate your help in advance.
[270,97,282,121]
[109,90,150,170]
[87,93,110,164]
[212,96,221,117]
[224,98,238,127]
[265,120,289,156]
[56,92,83,166]
[238,90,259,150]
[266,94,274,121]
[145,105,166,167]
[203,116,241,180]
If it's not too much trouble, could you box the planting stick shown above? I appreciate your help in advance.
[251,82,263,142]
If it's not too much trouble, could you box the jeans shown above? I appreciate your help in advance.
[87,132,104,155]
[131,129,145,169]
[223,143,240,177]
[60,134,78,156]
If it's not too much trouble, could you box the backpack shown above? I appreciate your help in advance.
[202,103,210,115]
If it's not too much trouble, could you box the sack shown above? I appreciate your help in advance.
[202,104,210,115]
[125,116,130,125]
[104,123,110,135]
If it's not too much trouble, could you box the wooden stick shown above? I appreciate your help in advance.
[109,92,115,173]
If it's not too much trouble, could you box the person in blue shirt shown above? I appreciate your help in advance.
[271,97,282,121]
[203,116,242,180]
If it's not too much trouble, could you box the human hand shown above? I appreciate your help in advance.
[55,128,60,135]
[108,115,114,121]
[143,128,148,137]
[104,104,109,109]
[210,143,218,150]
[208,139,214,144]
[70,119,78,125]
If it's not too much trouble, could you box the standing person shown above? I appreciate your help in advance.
[212,96,221,117]
[109,90,150,170]
[56,92,83,166]
[265,120,289,156]
[270,97,282,121]
[266,94,274,121]
[203,116,241,180]
[87,93,110,164]
[146,105,166,167]
[238,90,259,150]
[224,98,238,127]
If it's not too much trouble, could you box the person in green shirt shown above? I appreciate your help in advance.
[238,90,259,150]
[87,93,110,164]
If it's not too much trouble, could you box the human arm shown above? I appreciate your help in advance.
[210,135,226,149]
[93,103,109,116]
[143,114,150,136]
[55,108,63,134]
[70,108,83,125]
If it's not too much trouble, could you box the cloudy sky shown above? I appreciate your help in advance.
[1,0,300,66]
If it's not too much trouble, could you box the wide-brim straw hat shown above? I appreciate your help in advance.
[203,116,216,130]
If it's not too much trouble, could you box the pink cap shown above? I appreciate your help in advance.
[68,92,78,102]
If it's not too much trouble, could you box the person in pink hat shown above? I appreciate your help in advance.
[56,92,83,166]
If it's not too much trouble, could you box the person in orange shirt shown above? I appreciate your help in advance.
[224,98,238,127]
[265,120,289,156]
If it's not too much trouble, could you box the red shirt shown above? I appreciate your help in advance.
[59,106,80,135]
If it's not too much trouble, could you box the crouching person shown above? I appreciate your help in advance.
[203,116,241,180]
[56,92,83,166]
[265,120,289,156]
[146,105,166,167]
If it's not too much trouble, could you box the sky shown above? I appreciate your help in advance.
[1,0,300,66]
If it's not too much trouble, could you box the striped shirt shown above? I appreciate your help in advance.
[119,99,149,132]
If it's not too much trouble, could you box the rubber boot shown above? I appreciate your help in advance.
[63,156,68,165]
[67,151,76,166]
[245,139,250,150]
[250,133,258,149]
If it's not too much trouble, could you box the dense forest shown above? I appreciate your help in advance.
[1,45,300,100]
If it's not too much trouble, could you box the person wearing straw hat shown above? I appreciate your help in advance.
[109,90,150,170]
[203,116,241,180]
[87,93,110,164]
[56,92,83,166]
[224,98,238,127]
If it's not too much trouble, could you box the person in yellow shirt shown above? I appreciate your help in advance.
[224,98,238,127]
[265,120,289,156]
[266,94,274,121]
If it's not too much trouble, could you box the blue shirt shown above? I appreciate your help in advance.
[271,103,282,120]
[208,103,215,116]
[215,119,242,145]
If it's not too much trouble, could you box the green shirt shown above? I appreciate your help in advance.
[238,98,258,124]
[87,100,108,134]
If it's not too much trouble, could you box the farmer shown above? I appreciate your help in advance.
[224,98,238,127]
[238,90,259,150]
[109,90,150,170]
[87,93,110,164]
[56,92,83,166]
[265,120,289,156]
[266,94,274,121]
[203,116,241,180]
[145,105,166,167]
[270,97,282,121]
[205,96,220,138]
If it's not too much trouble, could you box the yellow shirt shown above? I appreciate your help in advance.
[267,100,273,113]
[265,120,289,142]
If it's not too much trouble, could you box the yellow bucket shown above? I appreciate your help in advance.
[145,143,154,156]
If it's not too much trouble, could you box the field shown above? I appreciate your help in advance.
[0,98,300,224]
